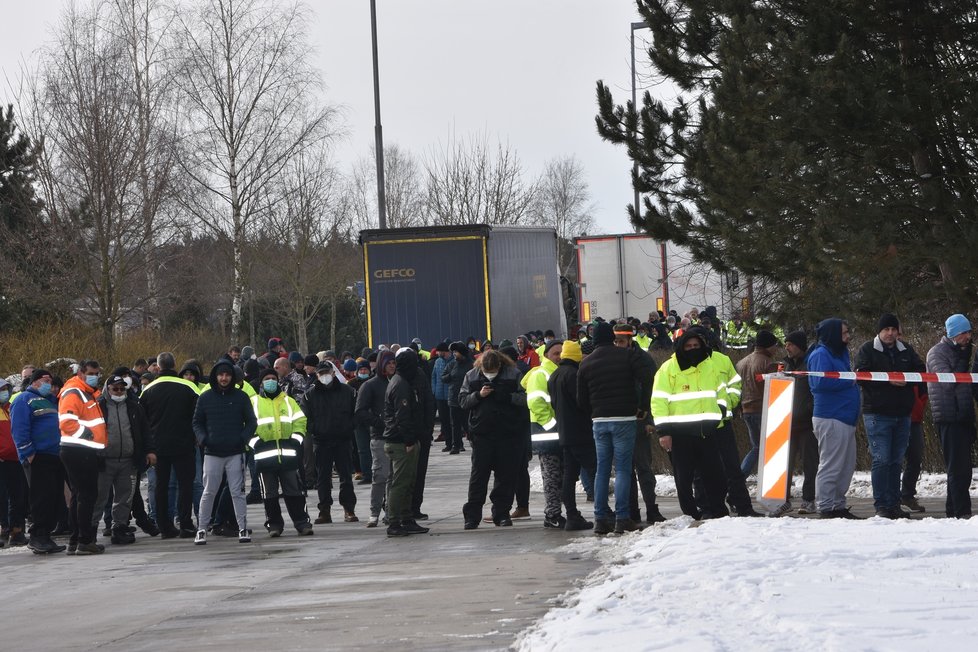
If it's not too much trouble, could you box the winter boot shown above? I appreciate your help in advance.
[564,513,594,531]
[111,527,135,545]
[386,520,409,537]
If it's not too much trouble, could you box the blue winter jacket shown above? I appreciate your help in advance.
[431,355,450,401]
[10,388,61,462]
[806,318,860,426]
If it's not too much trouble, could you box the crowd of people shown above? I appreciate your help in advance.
[0,308,973,554]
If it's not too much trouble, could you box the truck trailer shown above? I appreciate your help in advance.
[574,234,727,322]
[360,225,566,348]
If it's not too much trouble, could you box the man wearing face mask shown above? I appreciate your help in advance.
[300,360,358,524]
[93,375,152,544]
[348,360,374,486]
[927,313,977,519]
[58,360,108,554]
[442,342,474,454]
[10,369,67,554]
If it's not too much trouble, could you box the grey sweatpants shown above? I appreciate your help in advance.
[812,417,857,513]
[199,453,248,532]
[91,458,136,529]
[369,439,392,518]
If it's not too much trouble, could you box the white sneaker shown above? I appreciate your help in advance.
[798,500,817,515]
[238,529,251,543]
[194,530,206,545]
[366,516,379,528]
[767,501,792,518]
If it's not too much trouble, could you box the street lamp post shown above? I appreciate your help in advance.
[630,20,669,313]
[370,0,388,229]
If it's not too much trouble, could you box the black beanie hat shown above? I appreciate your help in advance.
[755,330,780,348]
[303,354,320,367]
[877,313,900,333]
[593,321,614,345]
[785,330,808,350]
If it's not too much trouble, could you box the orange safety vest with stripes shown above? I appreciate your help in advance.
[58,376,107,450]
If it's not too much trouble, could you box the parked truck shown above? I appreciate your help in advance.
[360,225,566,348]
[574,234,727,322]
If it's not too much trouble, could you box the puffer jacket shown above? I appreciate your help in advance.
[854,336,924,416]
[192,363,257,457]
[442,353,473,408]
[355,374,389,440]
[382,350,435,445]
[576,342,655,419]
[927,337,975,423]
[459,365,527,439]
[431,355,450,402]
[300,377,356,442]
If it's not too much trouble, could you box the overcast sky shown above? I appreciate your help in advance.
[1,0,658,234]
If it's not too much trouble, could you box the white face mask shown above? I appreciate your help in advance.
[110,393,127,403]
[318,374,334,386]
[483,371,499,380]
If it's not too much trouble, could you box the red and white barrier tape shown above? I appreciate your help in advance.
[757,371,978,383]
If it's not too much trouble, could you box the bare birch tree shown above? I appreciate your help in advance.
[532,155,596,273]
[349,143,427,231]
[16,2,168,344]
[424,131,536,226]
[174,0,334,338]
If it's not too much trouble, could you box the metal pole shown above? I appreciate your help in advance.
[370,0,387,229]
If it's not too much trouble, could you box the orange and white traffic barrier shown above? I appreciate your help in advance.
[757,375,794,510]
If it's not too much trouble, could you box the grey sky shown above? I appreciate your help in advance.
[2,0,654,234]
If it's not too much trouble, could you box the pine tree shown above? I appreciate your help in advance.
[597,1,978,327]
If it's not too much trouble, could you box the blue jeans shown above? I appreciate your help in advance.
[593,420,636,520]
[739,413,762,476]
[863,413,910,510]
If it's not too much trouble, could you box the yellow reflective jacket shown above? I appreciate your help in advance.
[249,392,306,471]
[651,354,726,435]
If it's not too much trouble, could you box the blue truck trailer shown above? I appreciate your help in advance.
[360,225,566,348]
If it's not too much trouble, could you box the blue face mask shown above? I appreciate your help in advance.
[262,379,279,393]
[0,391,9,403]
[357,372,370,380]
[85,374,100,389]
[38,382,52,396]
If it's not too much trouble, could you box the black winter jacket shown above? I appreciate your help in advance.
[139,370,199,457]
[383,351,435,445]
[926,337,975,423]
[577,343,655,419]
[301,379,356,442]
[548,359,592,447]
[459,366,527,438]
[783,354,814,422]
[355,375,389,440]
[854,337,924,417]
[97,394,150,464]
[191,377,256,457]
[441,353,473,407]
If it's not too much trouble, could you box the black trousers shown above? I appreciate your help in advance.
[901,421,924,500]
[629,419,658,520]
[411,439,431,515]
[24,453,64,537]
[154,452,196,530]
[514,434,531,509]
[61,446,100,544]
[449,405,467,450]
[259,468,310,529]
[937,421,975,518]
[562,442,597,519]
[314,440,356,512]
[671,432,728,519]
[788,423,818,502]
[0,459,29,529]
[436,399,451,440]
[462,435,519,524]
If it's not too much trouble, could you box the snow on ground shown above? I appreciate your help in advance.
[528,464,978,499]
[516,516,978,651]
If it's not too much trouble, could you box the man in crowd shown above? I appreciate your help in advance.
[249,366,313,538]
[783,330,818,514]
[549,340,594,531]
[0,379,29,547]
[383,349,431,537]
[301,360,358,524]
[10,369,66,554]
[808,319,862,519]
[577,321,654,535]
[736,330,781,477]
[431,342,452,449]
[59,360,108,554]
[140,351,201,538]
[854,313,925,519]
[523,339,565,529]
[927,314,976,519]
[652,330,729,520]
[356,351,395,527]
[93,374,152,545]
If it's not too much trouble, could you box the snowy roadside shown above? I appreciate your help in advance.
[529,465,978,499]
[516,516,978,651]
